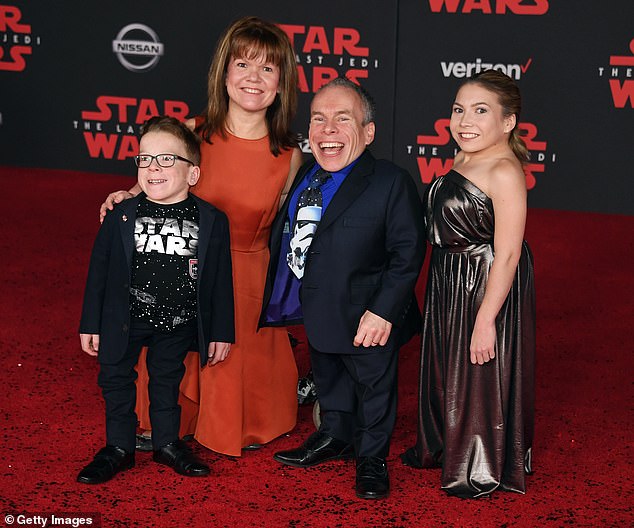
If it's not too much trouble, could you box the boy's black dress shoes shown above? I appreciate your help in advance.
[355,456,390,499]
[153,439,210,477]
[273,431,354,467]
[77,445,135,484]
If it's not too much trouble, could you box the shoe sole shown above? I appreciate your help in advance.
[273,452,354,468]
[242,444,263,451]
[355,490,390,499]
[76,461,135,484]
[153,458,210,477]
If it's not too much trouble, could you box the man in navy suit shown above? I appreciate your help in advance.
[261,78,425,499]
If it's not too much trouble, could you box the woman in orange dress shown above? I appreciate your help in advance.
[104,17,303,456]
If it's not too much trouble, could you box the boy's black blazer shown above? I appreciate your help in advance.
[80,192,234,366]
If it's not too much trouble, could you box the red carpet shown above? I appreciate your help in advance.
[0,166,632,527]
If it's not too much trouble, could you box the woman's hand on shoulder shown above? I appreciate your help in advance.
[99,188,136,223]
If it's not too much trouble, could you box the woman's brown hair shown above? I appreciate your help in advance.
[463,70,529,163]
[198,16,298,156]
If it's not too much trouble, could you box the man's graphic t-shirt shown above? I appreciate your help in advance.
[130,195,199,331]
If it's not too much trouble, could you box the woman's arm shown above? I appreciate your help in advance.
[470,159,527,365]
[279,147,303,209]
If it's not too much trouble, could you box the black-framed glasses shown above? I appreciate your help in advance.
[134,153,194,168]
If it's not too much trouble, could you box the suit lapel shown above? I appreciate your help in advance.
[315,151,373,236]
[285,163,312,215]
[271,162,311,257]
[119,195,140,268]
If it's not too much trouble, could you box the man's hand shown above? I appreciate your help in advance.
[207,342,231,366]
[99,190,134,223]
[353,310,392,347]
[80,333,99,357]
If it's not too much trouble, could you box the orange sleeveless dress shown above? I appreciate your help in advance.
[135,132,298,456]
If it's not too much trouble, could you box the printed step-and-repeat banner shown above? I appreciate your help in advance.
[1,1,632,214]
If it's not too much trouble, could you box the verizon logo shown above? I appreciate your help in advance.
[440,58,532,80]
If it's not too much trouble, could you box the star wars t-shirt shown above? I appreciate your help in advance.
[130,195,199,331]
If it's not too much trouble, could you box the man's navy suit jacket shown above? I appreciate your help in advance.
[261,150,425,354]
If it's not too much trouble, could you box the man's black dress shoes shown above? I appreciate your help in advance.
[356,456,390,499]
[273,431,354,467]
[77,445,134,484]
[153,439,210,477]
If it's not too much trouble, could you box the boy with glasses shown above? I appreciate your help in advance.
[77,116,234,483]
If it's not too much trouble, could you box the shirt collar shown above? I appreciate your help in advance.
[307,156,360,186]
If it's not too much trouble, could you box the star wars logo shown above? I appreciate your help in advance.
[0,5,41,71]
[407,118,555,189]
[598,38,634,109]
[427,0,549,15]
[73,96,190,160]
[135,216,198,256]
[279,24,378,93]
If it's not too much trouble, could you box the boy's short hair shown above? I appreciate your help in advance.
[140,116,202,165]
